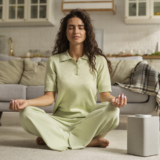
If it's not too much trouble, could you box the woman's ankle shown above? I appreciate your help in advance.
[86,137,99,147]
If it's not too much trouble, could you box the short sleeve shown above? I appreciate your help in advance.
[44,57,57,92]
[97,56,112,93]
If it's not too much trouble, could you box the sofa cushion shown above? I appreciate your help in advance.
[26,85,58,101]
[0,54,21,61]
[19,59,47,86]
[26,86,45,99]
[0,84,27,101]
[108,56,143,61]
[30,57,41,62]
[41,58,49,62]
[97,85,148,103]
[0,59,24,84]
[110,59,141,85]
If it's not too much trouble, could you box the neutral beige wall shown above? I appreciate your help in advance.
[0,0,160,56]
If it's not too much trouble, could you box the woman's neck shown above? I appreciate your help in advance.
[68,45,84,59]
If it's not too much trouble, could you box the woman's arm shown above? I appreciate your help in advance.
[99,92,115,103]
[28,91,56,107]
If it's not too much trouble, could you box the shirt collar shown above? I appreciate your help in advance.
[60,49,88,62]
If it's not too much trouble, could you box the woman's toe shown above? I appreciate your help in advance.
[36,137,46,145]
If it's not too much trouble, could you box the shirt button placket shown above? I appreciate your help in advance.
[77,65,79,75]
[75,63,78,75]
[76,61,80,75]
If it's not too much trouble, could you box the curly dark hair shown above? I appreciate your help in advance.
[52,8,112,77]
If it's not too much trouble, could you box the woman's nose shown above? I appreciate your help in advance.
[74,27,79,34]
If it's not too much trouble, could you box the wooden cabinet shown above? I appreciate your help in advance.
[0,0,5,22]
[6,0,27,22]
[28,0,48,21]
[151,0,160,19]
[125,0,160,24]
[0,0,55,26]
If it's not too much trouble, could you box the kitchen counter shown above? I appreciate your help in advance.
[12,56,50,58]
[106,55,160,59]
[12,55,160,59]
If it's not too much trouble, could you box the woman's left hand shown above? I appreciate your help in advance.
[111,93,127,108]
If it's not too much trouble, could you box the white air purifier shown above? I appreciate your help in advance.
[127,114,159,157]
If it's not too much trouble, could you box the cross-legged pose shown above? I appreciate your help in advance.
[9,9,127,152]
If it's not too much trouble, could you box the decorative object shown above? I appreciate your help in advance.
[19,59,47,86]
[25,52,31,57]
[8,37,14,56]
[110,59,142,85]
[158,43,160,52]
[0,35,7,54]
[0,59,24,84]
[94,29,103,51]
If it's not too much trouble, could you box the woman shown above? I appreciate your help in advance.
[9,9,127,152]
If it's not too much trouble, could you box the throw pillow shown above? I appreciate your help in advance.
[0,59,24,84]
[19,59,47,86]
[110,59,142,85]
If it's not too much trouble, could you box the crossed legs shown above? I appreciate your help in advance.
[19,102,119,151]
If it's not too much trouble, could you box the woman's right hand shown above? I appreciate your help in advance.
[9,99,29,112]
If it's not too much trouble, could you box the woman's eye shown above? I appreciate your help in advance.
[69,28,84,30]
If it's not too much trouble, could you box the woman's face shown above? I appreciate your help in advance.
[66,17,86,45]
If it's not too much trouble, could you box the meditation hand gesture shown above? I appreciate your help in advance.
[111,93,127,108]
[9,99,29,112]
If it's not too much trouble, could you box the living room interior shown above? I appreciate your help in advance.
[0,0,160,159]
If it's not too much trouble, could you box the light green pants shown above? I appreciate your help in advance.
[19,101,120,152]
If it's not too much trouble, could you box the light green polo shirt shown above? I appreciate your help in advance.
[44,49,112,118]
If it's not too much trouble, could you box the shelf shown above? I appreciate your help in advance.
[62,0,116,15]
[142,56,160,59]
[106,55,160,59]
[12,56,50,58]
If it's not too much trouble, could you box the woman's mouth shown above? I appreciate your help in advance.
[73,36,80,39]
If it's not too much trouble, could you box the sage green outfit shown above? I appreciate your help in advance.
[19,50,120,152]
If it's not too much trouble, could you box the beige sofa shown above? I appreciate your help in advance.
[0,54,156,126]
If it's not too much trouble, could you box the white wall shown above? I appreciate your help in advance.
[0,0,160,56]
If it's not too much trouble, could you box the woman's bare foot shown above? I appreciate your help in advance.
[86,137,109,148]
[36,137,46,145]
[36,136,109,147]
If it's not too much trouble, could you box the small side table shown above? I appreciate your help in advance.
[127,114,159,157]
